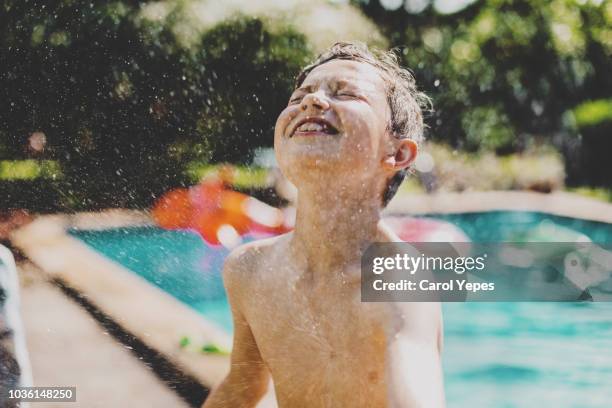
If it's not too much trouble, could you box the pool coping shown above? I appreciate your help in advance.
[386,191,612,224]
[11,213,233,389]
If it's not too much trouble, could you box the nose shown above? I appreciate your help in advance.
[301,91,330,112]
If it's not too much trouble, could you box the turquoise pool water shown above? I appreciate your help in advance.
[71,211,612,407]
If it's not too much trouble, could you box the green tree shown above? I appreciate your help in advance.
[358,0,612,185]
[191,18,311,163]
[1,1,311,209]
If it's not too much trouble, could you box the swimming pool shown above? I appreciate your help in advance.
[71,211,612,407]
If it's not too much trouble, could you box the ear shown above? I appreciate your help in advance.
[382,138,418,171]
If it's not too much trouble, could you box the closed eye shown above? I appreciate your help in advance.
[336,91,360,99]
[289,95,303,104]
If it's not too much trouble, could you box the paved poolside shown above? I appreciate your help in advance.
[386,191,612,223]
[17,262,189,408]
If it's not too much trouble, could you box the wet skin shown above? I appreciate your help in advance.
[203,60,444,408]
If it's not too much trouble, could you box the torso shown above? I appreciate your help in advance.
[236,234,441,407]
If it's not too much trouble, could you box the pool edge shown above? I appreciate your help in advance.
[386,191,612,224]
[11,214,232,389]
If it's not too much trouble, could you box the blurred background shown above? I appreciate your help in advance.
[1,0,612,407]
[1,0,610,210]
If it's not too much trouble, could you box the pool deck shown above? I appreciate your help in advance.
[12,215,232,389]
[17,262,189,408]
[386,191,612,223]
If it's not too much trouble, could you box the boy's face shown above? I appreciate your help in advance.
[274,59,404,193]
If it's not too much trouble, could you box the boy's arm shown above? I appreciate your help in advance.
[202,255,271,408]
[388,304,446,408]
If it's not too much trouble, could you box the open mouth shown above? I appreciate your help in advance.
[290,117,339,137]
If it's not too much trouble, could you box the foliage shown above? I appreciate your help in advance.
[2,0,610,212]
[185,164,269,188]
[572,98,612,128]
[0,160,61,181]
[358,0,612,186]
[192,18,311,163]
[418,142,565,193]
[0,1,311,209]
[568,186,612,203]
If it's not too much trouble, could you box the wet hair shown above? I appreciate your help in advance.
[295,41,431,207]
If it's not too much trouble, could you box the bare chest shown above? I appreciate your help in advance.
[244,273,390,403]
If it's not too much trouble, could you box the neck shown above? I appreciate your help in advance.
[290,181,389,275]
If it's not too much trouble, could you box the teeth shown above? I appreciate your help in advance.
[297,122,325,132]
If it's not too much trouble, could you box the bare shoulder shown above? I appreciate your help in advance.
[222,233,291,292]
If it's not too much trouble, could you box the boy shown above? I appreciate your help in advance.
[203,42,444,407]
